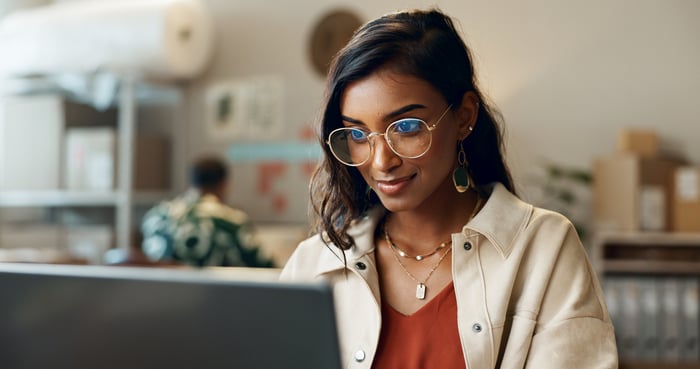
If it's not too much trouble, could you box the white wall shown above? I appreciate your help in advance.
[0,0,50,16]
[185,0,700,221]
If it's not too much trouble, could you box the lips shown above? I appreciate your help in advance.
[374,174,415,195]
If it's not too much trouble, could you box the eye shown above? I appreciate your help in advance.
[392,119,424,135]
[348,128,368,143]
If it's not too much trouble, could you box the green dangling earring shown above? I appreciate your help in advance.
[452,139,471,193]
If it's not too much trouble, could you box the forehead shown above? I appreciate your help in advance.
[339,70,442,119]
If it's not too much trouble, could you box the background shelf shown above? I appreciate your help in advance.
[0,190,171,208]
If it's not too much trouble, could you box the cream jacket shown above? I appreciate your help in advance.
[280,183,618,369]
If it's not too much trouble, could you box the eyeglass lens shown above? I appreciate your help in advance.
[328,118,432,166]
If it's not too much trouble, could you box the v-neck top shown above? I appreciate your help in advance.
[371,282,467,369]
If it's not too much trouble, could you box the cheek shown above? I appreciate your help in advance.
[356,166,372,183]
[424,142,457,168]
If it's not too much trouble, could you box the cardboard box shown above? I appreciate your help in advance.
[672,167,700,232]
[593,154,682,232]
[0,95,63,190]
[617,129,658,158]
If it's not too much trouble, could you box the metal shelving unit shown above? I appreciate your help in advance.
[592,231,700,278]
[592,231,700,369]
[0,76,183,252]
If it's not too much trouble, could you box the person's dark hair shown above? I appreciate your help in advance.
[190,157,228,192]
[309,8,515,251]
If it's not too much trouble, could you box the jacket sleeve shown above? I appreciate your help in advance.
[527,317,618,368]
[524,219,618,368]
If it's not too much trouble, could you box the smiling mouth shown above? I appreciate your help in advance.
[374,174,415,194]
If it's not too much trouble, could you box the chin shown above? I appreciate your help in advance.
[376,196,418,213]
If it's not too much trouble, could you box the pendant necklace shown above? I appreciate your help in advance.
[386,227,451,300]
[384,195,484,300]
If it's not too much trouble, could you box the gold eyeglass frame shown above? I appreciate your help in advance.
[326,105,453,167]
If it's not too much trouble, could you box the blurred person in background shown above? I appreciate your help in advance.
[140,156,274,268]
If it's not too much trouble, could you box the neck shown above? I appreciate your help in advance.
[384,190,481,255]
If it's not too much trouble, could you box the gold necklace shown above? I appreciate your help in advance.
[385,231,450,261]
[384,195,484,300]
[388,242,451,300]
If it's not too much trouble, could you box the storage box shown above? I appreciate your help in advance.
[0,95,63,190]
[64,127,116,190]
[593,154,682,232]
[617,129,659,158]
[64,128,170,191]
[672,167,700,232]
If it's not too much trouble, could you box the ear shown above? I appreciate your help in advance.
[455,91,479,140]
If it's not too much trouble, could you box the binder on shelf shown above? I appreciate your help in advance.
[660,277,682,361]
[620,277,641,360]
[639,277,660,360]
[680,278,700,361]
[603,277,622,349]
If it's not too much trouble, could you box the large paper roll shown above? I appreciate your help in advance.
[0,0,214,80]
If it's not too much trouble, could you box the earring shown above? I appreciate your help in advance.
[452,140,471,193]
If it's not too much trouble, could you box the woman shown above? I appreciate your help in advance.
[281,8,617,369]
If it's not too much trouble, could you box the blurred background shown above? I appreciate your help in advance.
[0,1,698,367]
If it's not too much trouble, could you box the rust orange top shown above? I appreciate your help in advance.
[372,282,467,369]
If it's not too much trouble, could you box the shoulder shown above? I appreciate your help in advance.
[195,196,250,225]
[279,234,339,281]
[470,183,580,259]
[526,206,578,239]
[280,207,384,281]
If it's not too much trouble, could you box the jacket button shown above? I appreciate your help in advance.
[354,349,366,362]
[355,262,367,270]
[463,241,472,251]
[472,323,483,333]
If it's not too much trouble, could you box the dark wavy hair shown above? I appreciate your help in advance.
[309,8,515,251]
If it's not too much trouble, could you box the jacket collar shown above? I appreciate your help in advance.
[465,183,533,259]
[314,206,385,275]
[314,182,532,275]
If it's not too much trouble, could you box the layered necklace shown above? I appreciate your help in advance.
[385,226,451,300]
[384,195,483,300]
[388,235,449,261]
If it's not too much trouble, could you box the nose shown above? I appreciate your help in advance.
[370,134,401,170]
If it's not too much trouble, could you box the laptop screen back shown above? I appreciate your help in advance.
[0,263,341,369]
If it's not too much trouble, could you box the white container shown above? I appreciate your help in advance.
[64,127,116,191]
[0,94,63,190]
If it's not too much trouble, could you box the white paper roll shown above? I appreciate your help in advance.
[0,0,214,80]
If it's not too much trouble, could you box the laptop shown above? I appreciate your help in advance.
[0,263,342,369]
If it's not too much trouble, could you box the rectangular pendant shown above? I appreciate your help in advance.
[416,283,426,300]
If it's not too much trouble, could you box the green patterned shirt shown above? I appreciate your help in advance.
[140,190,274,268]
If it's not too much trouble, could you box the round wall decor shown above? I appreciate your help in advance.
[308,9,363,77]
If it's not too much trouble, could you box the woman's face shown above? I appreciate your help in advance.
[339,69,469,213]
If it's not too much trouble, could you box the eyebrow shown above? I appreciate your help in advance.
[341,104,427,125]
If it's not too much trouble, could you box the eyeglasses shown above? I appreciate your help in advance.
[326,105,452,167]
